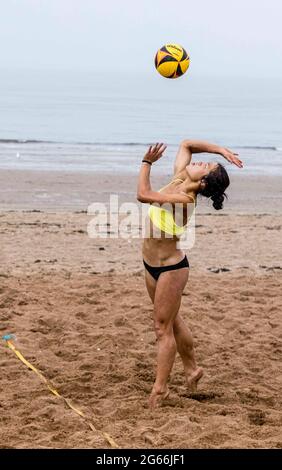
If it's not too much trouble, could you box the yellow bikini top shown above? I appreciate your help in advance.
[148,177,196,236]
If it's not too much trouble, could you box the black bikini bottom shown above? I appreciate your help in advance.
[143,255,189,281]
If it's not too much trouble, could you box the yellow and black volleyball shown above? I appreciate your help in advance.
[155,43,190,79]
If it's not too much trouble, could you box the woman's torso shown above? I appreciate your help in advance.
[142,170,196,266]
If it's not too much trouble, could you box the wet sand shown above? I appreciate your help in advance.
[1,168,282,213]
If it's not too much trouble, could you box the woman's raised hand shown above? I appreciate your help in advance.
[143,143,167,164]
[221,148,243,168]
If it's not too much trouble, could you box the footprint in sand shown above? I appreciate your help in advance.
[181,391,221,402]
[248,410,266,426]
[207,267,231,273]
[265,226,281,230]
[260,265,282,271]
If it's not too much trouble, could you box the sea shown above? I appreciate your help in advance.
[0,69,281,176]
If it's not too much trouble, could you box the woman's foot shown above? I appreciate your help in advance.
[186,367,203,392]
[149,387,170,410]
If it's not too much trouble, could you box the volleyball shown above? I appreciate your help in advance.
[154,43,190,79]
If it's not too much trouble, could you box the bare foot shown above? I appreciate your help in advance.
[186,367,203,392]
[148,387,169,410]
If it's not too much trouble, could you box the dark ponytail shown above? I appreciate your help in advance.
[199,163,230,210]
[211,192,225,210]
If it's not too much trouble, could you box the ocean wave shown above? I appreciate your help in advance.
[0,138,280,151]
[0,138,151,146]
[235,145,278,151]
[0,139,55,144]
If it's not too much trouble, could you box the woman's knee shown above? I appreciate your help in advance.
[154,318,174,340]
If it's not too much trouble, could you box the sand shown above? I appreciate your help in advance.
[1,168,282,213]
[0,169,281,449]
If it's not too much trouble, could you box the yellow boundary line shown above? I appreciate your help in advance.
[2,334,118,448]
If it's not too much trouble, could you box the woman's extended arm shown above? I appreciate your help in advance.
[174,139,243,174]
[137,143,195,205]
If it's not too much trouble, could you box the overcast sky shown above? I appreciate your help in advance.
[0,0,281,77]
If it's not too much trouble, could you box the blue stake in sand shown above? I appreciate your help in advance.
[2,334,16,341]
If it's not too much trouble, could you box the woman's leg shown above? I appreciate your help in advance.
[149,267,189,409]
[144,270,157,303]
[173,315,203,391]
[145,268,202,404]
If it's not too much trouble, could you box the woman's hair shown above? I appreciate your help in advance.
[199,163,230,210]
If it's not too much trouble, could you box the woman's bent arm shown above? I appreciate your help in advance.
[175,140,243,172]
[137,162,153,200]
[137,143,192,204]
[183,140,224,155]
[174,139,224,174]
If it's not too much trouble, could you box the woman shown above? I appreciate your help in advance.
[137,139,243,409]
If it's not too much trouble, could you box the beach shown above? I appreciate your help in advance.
[1,0,282,452]
[0,169,281,449]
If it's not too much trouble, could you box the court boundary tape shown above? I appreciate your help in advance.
[2,334,119,448]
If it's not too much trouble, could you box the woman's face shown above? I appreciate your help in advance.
[186,161,218,181]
